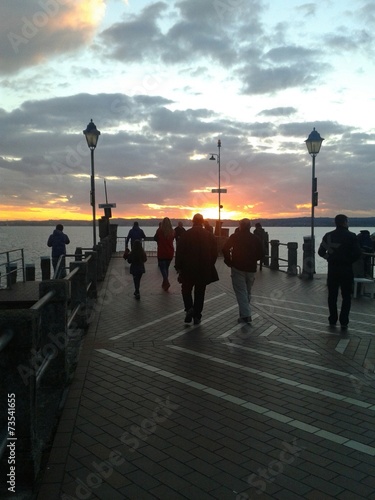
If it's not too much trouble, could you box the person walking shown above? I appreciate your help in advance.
[318,214,362,329]
[47,224,70,277]
[125,221,146,249]
[175,213,218,325]
[126,239,147,300]
[253,222,267,270]
[222,218,264,324]
[154,217,175,291]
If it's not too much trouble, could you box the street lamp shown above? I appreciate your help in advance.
[83,119,101,247]
[305,127,324,278]
[209,139,226,235]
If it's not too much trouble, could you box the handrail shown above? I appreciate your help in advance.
[30,290,56,310]
[0,248,25,288]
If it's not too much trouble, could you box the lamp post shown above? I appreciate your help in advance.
[83,119,101,247]
[209,139,225,235]
[305,127,324,278]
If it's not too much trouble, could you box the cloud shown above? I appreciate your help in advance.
[0,0,106,75]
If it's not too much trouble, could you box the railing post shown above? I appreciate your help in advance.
[263,232,269,266]
[6,263,17,287]
[40,256,51,280]
[287,242,298,275]
[109,224,118,252]
[25,264,35,281]
[70,261,89,329]
[95,243,105,281]
[302,236,314,278]
[270,240,280,270]
[38,280,69,389]
[85,251,97,299]
[0,310,40,493]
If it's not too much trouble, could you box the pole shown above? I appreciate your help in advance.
[90,149,96,247]
[218,140,221,225]
[310,154,316,277]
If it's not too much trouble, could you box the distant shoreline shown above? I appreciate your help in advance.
[1,217,375,227]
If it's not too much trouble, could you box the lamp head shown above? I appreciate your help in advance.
[83,119,101,150]
[305,127,324,155]
[209,154,216,161]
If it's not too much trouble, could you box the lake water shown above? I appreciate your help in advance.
[1,224,374,280]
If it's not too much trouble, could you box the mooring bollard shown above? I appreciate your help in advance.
[270,240,280,270]
[302,236,314,277]
[40,256,51,280]
[6,263,17,287]
[287,242,298,275]
[25,264,36,281]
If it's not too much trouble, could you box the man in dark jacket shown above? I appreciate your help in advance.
[318,214,362,329]
[175,213,218,325]
[222,218,264,324]
[47,224,70,277]
[126,221,146,249]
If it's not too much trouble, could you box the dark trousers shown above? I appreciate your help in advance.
[327,267,353,325]
[158,259,172,280]
[133,274,142,293]
[181,281,206,319]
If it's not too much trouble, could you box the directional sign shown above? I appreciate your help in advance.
[98,203,116,208]
[211,189,227,193]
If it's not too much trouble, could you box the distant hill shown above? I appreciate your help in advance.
[1,217,375,227]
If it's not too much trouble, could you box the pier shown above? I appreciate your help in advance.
[1,242,375,499]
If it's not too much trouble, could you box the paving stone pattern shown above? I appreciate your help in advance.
[37,256,375,499]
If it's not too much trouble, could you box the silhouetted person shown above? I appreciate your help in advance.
[47,224,70,277]
[126,221,146,249]
[174,221,186,243]
[126,239,147,300]
[175,213,218,325]
[223,218,264,323]
[253,222,267,270]
[318,214,362,329]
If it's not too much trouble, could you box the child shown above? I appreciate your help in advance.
[126,239,147,299]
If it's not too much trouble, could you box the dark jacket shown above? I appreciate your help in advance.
[127,249,147,276]
[47,229,70,258]
[126,226,146,248]
[175,225,218,285]
[222,229,264,272]
[318,226,362,269]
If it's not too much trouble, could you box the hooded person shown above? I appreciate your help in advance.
[47,224,70,277]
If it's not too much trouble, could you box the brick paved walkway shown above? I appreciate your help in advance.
[37,256,375,499]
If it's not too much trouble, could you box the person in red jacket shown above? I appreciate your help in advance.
[154,217,175,290]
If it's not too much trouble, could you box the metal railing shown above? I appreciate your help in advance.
[0,235,114,494]
[0,249,25,289]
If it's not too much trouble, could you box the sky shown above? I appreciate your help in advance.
[1,0,375,222]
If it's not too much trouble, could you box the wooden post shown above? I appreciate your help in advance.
[40,257,51,280]
[25,264,35,281]
[287,242,298,275]
[270,240,280,270]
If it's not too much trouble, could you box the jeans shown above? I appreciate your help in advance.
[231,267,255,319]
[158,259,172,280]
